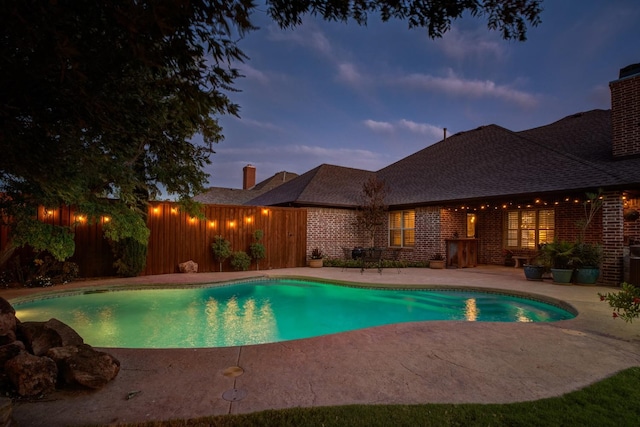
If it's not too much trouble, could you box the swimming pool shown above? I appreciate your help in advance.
[13,278,575,348]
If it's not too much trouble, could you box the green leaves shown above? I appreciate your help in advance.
[599,283,640,323]
[12,218,75,262]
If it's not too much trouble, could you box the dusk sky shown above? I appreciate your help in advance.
[196,0,639,192]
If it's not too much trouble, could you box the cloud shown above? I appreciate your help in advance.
[398,120,444,139]
[363,119,444,142]
[436,27,505,61]
[237,63,269,84]
[398,70,538,108]
[336,62,367,86]
[267,24,333,57]
[236,118,283,132]
[363,119,394,133]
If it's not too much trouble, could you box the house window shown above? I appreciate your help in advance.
[505,209,554,249]
[389,210,415,247]
[467,213,477,238]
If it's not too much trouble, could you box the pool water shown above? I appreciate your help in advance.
[13,279,575,348]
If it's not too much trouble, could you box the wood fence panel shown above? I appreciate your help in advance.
[1,202,307,278]
[142,203,307,276]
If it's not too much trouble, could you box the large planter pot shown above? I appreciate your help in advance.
[523,265,545,281]
[308,259,323,268]
[550,268,574,284]
[575,267,600,285]
[430,260,445,269]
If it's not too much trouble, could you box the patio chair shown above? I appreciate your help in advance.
[360,248,383,274]
[386,248,403,274]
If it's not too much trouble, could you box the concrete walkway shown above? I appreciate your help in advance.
[4,266,640,427]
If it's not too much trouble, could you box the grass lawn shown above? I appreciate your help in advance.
[119,367,639,427]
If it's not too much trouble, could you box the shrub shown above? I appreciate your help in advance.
[230,251,251,271]
[249,230,266,270]
[110,237,148,277]
[211,235,232,271]
[599,282,640,322]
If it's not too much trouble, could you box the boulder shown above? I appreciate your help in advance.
[4,352,57,396]
[18,319,84,356]
[0,299,16,338]
[47,344,120,389]
[0,397,12,427]
[0,341,25,367]
[179,260,198,273]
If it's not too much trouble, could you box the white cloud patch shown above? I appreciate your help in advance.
[268,24,333,57]
[237,118,283,132]
[398,120,444,140]
[363,119,394,133]
[237,64,269,84]
[364,119,444,141]
[337,62,366,85]
[437,27,505,61]
[399,70,538,108]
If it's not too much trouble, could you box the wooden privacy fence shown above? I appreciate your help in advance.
[0,203,308,278]
[145,202,308,275]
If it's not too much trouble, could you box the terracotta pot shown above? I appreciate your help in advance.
[430,260,445,269]
[309,259,323,268]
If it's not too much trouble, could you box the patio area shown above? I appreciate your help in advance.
[5,265,640,427]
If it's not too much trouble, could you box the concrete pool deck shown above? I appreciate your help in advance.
[3,265,640,426]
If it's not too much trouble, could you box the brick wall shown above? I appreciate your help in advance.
[415,207,441,261]
[306,207,361,259]
[610,69,640,158]
[602,191,624,286]
[307,193,632,285]
[478,209,504,264]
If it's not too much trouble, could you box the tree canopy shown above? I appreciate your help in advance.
[0,0,542,266]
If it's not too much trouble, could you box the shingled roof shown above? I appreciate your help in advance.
[247,164,376,207]
[193,170,298,205]
[380,109,640,207]
[241,109,640,208]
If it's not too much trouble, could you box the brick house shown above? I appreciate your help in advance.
[234,64,640,286]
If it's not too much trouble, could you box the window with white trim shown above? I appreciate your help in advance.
[389,210,415,247]
[505,209,554,249]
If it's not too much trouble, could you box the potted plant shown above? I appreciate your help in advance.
[503,249,515,267]
[523,244,548,281]
[541,240,576,284]
[573,242,602,285]
[309,248,323,268]
[429,253,445,269]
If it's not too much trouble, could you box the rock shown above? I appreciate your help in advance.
[0,299,16,338]
[0,341,25,367]
[47,344,120,389]
[0,397,12,427]
[4,352,57,396]
[18,319,84,356]
[179,260,198,273]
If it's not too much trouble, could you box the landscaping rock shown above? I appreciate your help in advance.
[47,344,120,389]
[0,299,120,396]
[0,299,16,338]
[4,352,57,396]
[179,260,198,273]
[0,397,12,427]
[0,341,25,367]
[18,318,84,356]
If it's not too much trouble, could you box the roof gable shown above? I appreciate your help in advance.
[247,164,375,207]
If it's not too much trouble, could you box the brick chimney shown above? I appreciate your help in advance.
[610,63,640,159]
[243,164,256,189]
